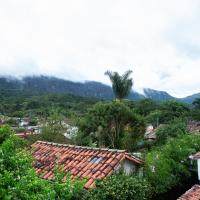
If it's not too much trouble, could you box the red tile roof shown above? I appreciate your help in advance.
[178,185,200,200]
[190,152,200,160]
[32,141,142,188]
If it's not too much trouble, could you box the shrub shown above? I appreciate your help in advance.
[82,174,152,200]
[0,125,84,200]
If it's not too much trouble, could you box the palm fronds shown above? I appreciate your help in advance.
[105,70,133,100]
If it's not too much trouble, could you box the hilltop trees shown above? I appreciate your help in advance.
[158,100,190,123]
[105,70,133,101]
[191,98,200,120]
[193,98,200,109]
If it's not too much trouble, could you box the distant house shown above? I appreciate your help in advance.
[178,151,200,200]
[0,118,4,125]
[144,124,165,141]
[189,152,200,181]
[144,125,156,141]
[19,118,29,127]
[0,115,6,125]
[63,125,78,139]
[32,141,143,188]
[188,121,200,134]
[178,185,200,200]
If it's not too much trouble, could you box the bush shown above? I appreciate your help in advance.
[0,125,14,144]
[0,125,84,200]
[82,174,153,200]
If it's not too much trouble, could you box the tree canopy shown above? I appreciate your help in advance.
[76,101,145,150]
[105,70,133,101]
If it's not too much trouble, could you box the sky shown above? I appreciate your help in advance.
[0,0,200,97]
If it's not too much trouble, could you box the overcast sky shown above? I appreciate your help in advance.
[0,0,200,97]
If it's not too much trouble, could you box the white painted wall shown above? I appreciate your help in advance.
[198,159,200,181]
[121,159,136,175]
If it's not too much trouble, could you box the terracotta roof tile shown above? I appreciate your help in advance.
[178,185,200,200]
[190,152,200,160]
[32,141,143,188]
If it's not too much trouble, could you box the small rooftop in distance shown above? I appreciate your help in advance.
[32,141,143,188]
[178,185,200,200]
[189,152,200,160]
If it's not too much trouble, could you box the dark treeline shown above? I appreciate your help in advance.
[0,90,98,118]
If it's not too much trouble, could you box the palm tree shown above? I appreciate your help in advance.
[104,70,133,101]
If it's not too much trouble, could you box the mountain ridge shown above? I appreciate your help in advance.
[0,75,199,104]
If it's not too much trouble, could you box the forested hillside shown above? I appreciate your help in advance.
[1,76,199,103]
[0,89,98,117]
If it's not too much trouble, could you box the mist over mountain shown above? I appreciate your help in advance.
[0,75,199,104]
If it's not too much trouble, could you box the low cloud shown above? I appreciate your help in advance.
[0,0,200,97]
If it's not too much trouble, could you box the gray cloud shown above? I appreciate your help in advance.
[0,0,200,97]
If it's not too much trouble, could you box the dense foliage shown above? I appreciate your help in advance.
[155,119,187,145]
[191,98,200,120]
[82,174,152,200]
[0,90,97,118]
[0,125,84,199]
[76,101,145,150]
[158,101,190,123]
[145,134,200,194]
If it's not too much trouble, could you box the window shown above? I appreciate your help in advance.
[89,156,103,164]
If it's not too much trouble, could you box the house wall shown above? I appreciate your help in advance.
[115,159,137,175]
[198,159,200,181]
[122,159,136,175]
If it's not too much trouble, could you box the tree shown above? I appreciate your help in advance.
[105,70,133,101]
[145,110,161,127]
[28,110,70,144]
[191,98,200,120]
[155,119,187,145]
[134,99,158,116]
[159,100,189,123]
[76,101,145,150]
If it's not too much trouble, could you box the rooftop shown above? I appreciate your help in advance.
[32,141,142,188]
[178,185,200,200]
[190,152,200,160]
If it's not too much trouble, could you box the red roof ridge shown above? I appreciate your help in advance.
[33,140,127,153]
[125,153,143,164]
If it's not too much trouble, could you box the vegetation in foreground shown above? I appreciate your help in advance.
[0,125,84,200]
